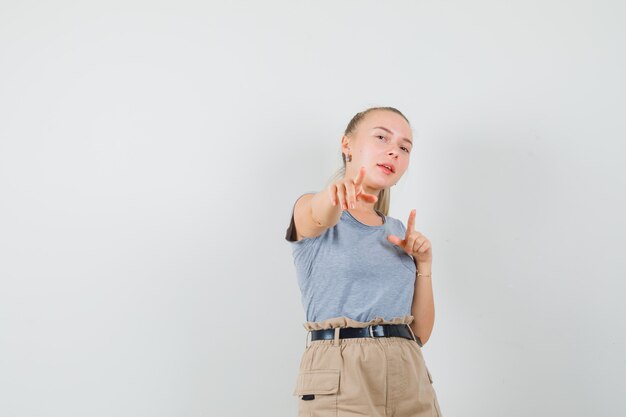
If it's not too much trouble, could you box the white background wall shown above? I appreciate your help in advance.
[1,1,624,416]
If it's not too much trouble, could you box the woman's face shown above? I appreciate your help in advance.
[342,110,413,193]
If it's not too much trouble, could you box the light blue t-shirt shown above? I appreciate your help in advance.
[285,192,417,323]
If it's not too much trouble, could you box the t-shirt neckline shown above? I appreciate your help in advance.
[343,209,386,228]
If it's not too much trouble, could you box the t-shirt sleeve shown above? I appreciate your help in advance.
[393,217,406,236]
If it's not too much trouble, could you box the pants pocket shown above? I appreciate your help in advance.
[426,366,434,383]
[292,369,340,417]
[425,366,443,416]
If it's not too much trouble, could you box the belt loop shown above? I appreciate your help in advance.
[333,327,340,346]
[406,324,418,343]
[305,330,311,348]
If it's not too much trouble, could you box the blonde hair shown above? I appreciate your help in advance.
[326,106,411,216]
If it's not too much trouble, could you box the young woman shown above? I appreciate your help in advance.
[285,106,443,417]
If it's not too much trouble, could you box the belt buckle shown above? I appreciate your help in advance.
[368,325,377,338]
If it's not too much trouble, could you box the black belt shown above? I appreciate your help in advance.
[310,324,423,346]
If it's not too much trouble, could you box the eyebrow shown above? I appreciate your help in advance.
[372,126,413,145]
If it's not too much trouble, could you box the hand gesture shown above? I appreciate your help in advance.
[328,166,378,210]
[387,209,432,264]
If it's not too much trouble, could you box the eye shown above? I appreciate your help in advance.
[402,147,410,153]
[377,135,387,141]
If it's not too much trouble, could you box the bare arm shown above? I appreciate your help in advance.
[387,210,435,346]
[409,261,435,346]
[292,191,343,241]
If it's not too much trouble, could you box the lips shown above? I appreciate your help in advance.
[377,163,395,173]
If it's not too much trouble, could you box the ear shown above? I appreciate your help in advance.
[341,135,351,151]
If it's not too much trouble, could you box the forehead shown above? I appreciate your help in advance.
[360,110,412,138]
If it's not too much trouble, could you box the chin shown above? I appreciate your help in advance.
[371,179,392,189]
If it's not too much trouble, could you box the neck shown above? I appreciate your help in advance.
[353,198,379,213]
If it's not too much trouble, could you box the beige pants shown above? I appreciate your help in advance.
[292,315,443,417]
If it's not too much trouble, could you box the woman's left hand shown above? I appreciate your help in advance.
[387,209,432,264]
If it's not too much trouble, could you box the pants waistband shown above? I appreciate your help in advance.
[309,323,422,346]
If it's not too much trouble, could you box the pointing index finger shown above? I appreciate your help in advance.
[353,166,366,185]
[406,209,416,239]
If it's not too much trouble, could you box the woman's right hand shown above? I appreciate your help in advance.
[327,166,378,210]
